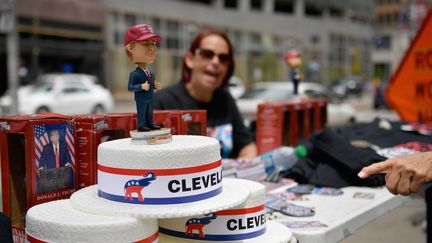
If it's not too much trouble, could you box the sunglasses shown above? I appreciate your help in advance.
[195,48,231,64]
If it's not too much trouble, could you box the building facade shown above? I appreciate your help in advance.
[104,0,375,96]
[0,0,105,95]
[372,0,430,83]
[1,0,376,97]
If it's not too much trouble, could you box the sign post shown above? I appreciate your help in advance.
[1,0,19,115]
[386,10,432,124]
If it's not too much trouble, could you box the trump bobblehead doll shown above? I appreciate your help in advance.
[284,50,303,95]
[125,24,161,132]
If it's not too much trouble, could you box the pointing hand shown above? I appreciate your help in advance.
[358,151,432,195]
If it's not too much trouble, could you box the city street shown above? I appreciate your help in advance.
[344,94,398,123]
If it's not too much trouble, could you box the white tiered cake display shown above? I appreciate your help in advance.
[159,179,293,243]
[25,135,294,242]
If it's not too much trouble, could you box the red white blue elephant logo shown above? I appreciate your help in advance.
[124,172,156,201]
[185,213,217,238]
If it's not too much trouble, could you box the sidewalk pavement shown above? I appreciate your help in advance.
[341,197,425,243]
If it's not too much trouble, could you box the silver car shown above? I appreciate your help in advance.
[236,81,357,127]
[227,76,246,99]
[0,73,114,115]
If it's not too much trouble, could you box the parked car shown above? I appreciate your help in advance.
[236,81,357,127]
[227,76,246,99]
[0,73,114,115]
[332,79,363,100]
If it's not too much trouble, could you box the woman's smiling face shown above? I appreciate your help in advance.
[186,35,231,92]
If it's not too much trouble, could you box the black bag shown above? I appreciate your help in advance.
[284,128,386,188]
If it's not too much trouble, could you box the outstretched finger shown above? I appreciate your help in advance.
[358,160,393,178]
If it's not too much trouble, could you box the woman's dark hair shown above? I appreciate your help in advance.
[181,28,235,87]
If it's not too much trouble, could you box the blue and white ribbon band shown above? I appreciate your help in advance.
[97,160,222,204]
[159,205,267,241]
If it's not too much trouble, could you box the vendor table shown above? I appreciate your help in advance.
[269,186,410,243]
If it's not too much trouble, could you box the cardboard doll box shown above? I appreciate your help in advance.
[151,110,207,135]
[318,99,328,129]
[104,112,135,133]
[131,110,172,131]
[169,110,207,135]
[73,113,134,188]
[0,113,78,242]
[256,102,288,155]
[153,110,172,130]
[288,100,312,139]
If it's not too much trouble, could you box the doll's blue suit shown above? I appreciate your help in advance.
[128,67,156,130]
[291,69,301,95]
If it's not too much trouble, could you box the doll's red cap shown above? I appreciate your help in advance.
[124,24,161,46]
[284,50,301,61]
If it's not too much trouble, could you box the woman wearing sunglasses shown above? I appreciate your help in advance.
[154,29,257,159]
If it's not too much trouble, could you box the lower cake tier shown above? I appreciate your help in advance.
[25,200,158,243]
[158,179,293,242]
[159,218,293,243]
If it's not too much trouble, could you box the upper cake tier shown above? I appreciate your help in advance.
[96,135,226,206]
[98,135,221,169]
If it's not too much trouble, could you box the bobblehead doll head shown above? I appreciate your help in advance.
[124,24,161,66]
[126,40,158,65]
[284,50,302,69]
